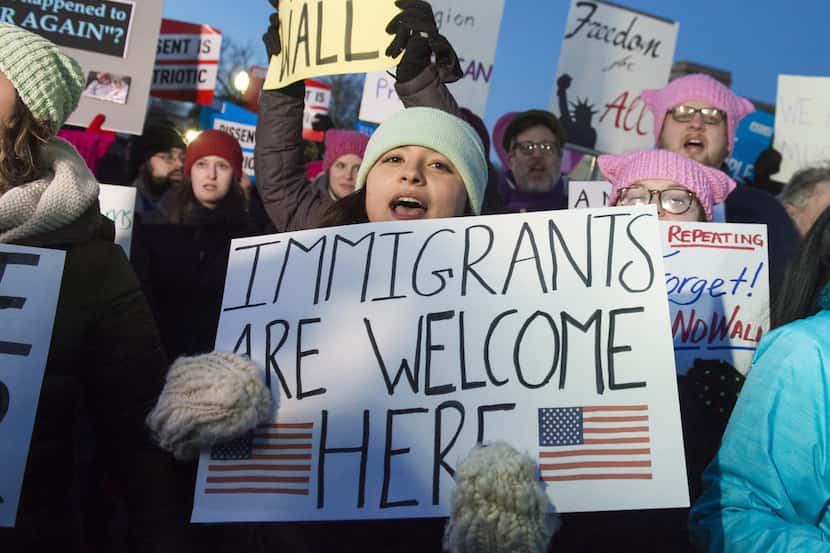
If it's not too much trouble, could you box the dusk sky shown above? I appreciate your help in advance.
[162,0,830,132]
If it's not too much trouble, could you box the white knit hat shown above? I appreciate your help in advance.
[146,352,274,460]
[355,107,488,214]
[444,441,560,553]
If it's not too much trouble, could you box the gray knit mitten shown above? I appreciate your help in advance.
[444,441,560,553]
[146,352,274,460]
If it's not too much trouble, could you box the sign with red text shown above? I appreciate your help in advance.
[549,0,678,154]
[151,19,222,105]
[304,79,332,142]
[662,222,769,376]
[192,206,689,522]
[0,245,65,527]
[358,0,506,123]
[773,75,830,182]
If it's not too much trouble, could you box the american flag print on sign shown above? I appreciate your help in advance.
[538,405,652,482]
[206,422,314,495]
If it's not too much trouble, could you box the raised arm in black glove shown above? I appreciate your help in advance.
[260,0,304,99]
[262,0,281,58]
[385,0,463,84]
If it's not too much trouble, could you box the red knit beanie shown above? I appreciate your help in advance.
[184,129,243,177]
[322,129,369,173]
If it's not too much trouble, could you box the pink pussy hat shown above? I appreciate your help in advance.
[598,149,737,221]
[322,129,370,173]
[641,74,755,153]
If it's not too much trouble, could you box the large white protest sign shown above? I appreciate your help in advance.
[569,180,612,209]
[0,245,65,527]
[151,19,222,106]
[549,0,678,154]
[192,206,688,522]
[358,0,506,123]
[99,184,136,257]
[773,75,830,182]
[663,222,769,376]
[0,0,164,135]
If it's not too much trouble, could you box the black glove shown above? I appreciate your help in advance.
[262,0,281,58]
[311,113,333,132]
[386,0,463,84]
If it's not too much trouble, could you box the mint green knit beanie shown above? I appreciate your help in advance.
[0,23,84,135]
[355,107,488,214]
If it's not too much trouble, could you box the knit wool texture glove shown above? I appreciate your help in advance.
[443,441,560,553]
[146,352,274,460]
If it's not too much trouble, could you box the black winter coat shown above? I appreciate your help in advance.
[0,206,178,553]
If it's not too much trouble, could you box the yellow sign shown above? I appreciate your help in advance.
[264,0,401,90]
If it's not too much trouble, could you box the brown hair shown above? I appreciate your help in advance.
[0,96,51,193]
[165,175,248,224]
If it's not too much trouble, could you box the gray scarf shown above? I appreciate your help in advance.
[0,138,99,243]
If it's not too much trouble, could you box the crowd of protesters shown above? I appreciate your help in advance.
[2,0,830,551]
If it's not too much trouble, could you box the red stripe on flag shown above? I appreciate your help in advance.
[540,460,652,470]
[540,448,651,458]
[253,443,312,450]
[208,464,310,472]
[257,433,313,439]
[205,488,309,495]
[583,415,649,422]
[259,423,314,429]
[582,405,648,412]
[541,473,653,482]
[207,476,309,484]
[584,426,650,434]
[583,437,650,444]
[251,454,311,460]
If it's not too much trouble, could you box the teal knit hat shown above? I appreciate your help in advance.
[355,107,488,214]
[0,23,84,135]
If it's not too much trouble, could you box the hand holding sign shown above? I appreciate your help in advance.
[262,0,281,58]
[386,0,462,84]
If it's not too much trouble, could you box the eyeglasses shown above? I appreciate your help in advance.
[617,185,697,215]
[667,105,726,125]
[512,141,559,156]
[152,151,185,164]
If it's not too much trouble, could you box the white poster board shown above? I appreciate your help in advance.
[569,180,612,209]
[662,222,769,376]
[192,206,688,522]
[773,75,830,182]
[99,184,136,257]
[0,245,65,527]
[358,0,506,123]
[549,0,678,154]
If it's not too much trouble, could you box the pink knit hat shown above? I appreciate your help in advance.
[598,149,737,221]
[641,74,755,153]
[322,129,369,173]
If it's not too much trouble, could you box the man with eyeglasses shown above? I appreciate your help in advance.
[498,109,569,212]
[642,73,799,293]
[128,122,187,213]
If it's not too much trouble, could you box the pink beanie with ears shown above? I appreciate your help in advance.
[598,149,737,221]
[641,74,755,153]
[322,129,369,173]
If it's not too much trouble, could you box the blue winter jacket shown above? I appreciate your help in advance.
[689,309,830,551]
